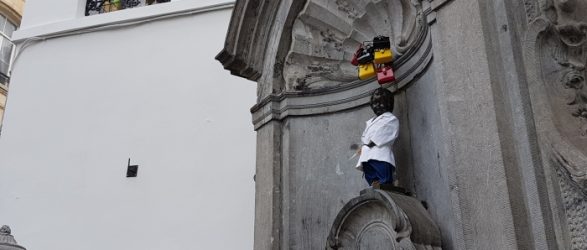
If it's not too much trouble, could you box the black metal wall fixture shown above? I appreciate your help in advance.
[126,158,138,178]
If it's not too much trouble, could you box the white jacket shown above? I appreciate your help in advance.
[356,112,399,170]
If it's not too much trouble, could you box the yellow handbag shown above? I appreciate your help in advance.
[358,63,376,80]
[373,48,393,64]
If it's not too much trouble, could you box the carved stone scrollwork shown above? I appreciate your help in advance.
[552,151,587,250]
[523,0,540,23]
[283,0,424,91]
[531,0,587,207]
[247,0,432,129]
[327,189,441,250]
[0,225,26,250]
[561,69,587,120]
[536,0,587,139]
[525,1,587,247]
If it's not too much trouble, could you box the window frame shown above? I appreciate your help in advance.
[85,0,172,16]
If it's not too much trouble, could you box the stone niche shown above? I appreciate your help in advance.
[218,0,587,249]
[218,0,438,249]
[282,0,424,91]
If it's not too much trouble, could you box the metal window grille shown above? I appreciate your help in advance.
[85,0,171,16]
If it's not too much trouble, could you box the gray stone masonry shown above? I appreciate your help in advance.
[218,0,587,249]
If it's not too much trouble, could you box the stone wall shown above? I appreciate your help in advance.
[219,0,587,249]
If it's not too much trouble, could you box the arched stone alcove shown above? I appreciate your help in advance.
[217,0,440,249]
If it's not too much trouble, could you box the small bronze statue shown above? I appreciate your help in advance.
[355,88,399,188]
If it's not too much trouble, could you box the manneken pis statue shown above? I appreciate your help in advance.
[356,88,399,188]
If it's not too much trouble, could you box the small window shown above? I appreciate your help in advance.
[0,14,16,85]
[85,0,171,16]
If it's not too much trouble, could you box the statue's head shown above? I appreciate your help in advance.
[370,88,394,116]
[0,225,10,235]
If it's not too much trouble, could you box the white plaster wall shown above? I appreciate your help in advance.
[19,0,81,28]
[0,6,256,250]
[19,0,229,29]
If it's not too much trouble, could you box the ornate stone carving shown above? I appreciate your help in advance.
[524,1,587,247]
[219,0,432,129]
[562,69,587,120]
[532,1,587,227]
[327,189,441,249]
[524,0,540,23]
[553,154,587,250]
[283,0,424,91]
[0,226,10,236]
[537,0,587,139]
[216,0,284,81]
[0,225,26,250]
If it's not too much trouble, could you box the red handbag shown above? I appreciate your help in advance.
[351,46,363,66]
[376,65,395,84]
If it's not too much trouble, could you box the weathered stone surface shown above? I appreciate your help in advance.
[521,0,587,248]
[403,63,459,250]
[253,121,282,250]
[219,0,587,249]
[283,0,424,90]
[279,108,373,249]
[248,14,432,129]
[215,0,285,81]
[424,1,520,249]
[327,189,441,250]
[0,226,26,250]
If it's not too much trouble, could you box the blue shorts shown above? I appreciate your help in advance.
[362,160,395,185]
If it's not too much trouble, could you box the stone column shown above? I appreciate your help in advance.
[423,0,519,249]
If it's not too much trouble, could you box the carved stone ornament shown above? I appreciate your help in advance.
[218,0,432,129]
[524,0,587,248]
[523,0,541,23]
[0,225,26,250]
[326,189,441,250]
[552,150,587,250]
[283,0,425,91]
[531,0,587,185]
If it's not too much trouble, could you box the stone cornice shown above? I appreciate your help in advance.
[215,0,308,81]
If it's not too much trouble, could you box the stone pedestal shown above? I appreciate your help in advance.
[327,189,441,250]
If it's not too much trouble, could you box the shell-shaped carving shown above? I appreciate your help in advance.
[326,189,441,249]
[283,0,423,91]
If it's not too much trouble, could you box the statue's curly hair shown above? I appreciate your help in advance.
[370,88,394,113]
